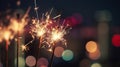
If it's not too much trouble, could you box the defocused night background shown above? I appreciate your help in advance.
[0,0,120,67]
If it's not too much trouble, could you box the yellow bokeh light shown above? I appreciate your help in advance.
[91,63,102,67]
[85,41,98,53]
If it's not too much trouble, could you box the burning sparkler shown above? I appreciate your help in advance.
[47,21,69,67]
[0,26,13,67]
[13,0,71,67]
[26,9,70,67]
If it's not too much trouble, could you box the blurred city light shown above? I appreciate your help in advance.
[91,63,102,67]
[112,34,120,47]
[88,49,101,60]
[37,57,48,67]
[54,46,64,57]
[85,41,98,53]
[62,50,74,61]
[26,55,36,67]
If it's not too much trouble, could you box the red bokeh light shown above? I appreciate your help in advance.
[64,14,83,27]
[112,34,120,47]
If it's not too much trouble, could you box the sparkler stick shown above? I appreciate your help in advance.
[16,13,20,67]
[36,37,43,67]
[5,40,9,67]
[49,43,55,67]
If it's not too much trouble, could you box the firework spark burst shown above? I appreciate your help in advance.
[27,10,70,52]
[20,0,71,52]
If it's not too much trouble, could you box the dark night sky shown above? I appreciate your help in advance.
[0,0,120,25]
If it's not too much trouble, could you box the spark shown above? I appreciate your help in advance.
[53,15,61,19]
[21,45,29,51]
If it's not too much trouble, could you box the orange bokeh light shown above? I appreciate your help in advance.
[85,41,98,53]
[54,46,64,57]
[88,49,101,60]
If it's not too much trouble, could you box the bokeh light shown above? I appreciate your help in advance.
[16,0,21,6]
[85,41,98,53]
[15,57,25,67]
[64,15,82,27]
[54,46,64,57]
[62,50,74,61]
[26,55,36,67]
[88,49,101,60]
[37,57,48,67]
[112,34,120,47]
[91,63,102,67]
[80,59,90,67]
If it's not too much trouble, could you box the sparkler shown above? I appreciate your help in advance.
[27,9,70,67]
[28,6,71,66]
[30,14,51,67]
[0,27,13,67]
[7,7,31,67]
[0,1,70,66]
[47,23,69,67]
[0,0,72,67]
[16,0,71,67]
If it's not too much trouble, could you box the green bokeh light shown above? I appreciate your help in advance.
[62,50,74,61]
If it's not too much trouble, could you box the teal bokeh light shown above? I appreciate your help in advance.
[62,50,74,61]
